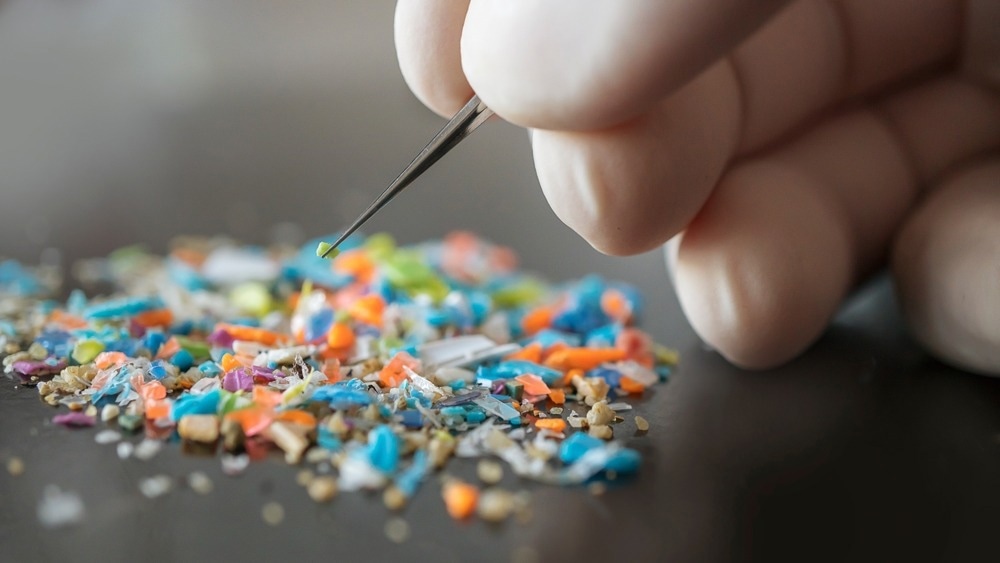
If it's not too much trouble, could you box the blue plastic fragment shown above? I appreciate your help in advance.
[367,424,400,474]
[144,331,166,356]
[481,360,563,386]
[559,432,603,464]
[171,349,195,371]
[317,427,342,451]
[523,329,582,348]
[0,260,43,295]
[395,450,429,497]
[198,361,222,377]
[605,448,641,474]
[148,360,170,380]
[84,296,164,320]
[311,383,371,409]
[399,410,423,429]
[171,389,220,420]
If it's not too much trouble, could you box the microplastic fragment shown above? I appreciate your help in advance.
[37,486,85,529]
[139,475,174,499]
[384,517,410,543]
[188,471,214,495]
[7,457,25,476]
[94,430,122,444]
[261,502,285,525]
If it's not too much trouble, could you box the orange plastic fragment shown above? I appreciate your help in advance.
[619,376,646,394]
[224,407,272,436]
[379,351,419,389]
[219,353,240,373]
[326,321,355,349]
[548,389,566,404]
[145,398,171,420]
[215,323,285,346]
[442,480,479,520]
[274,409,317,429]
[534,418,566,432]
[544,347,625,371]
[514,374,550,396]
[134,308,174,328]
[505,342,542,363]
[616,328,654,366]
[521,305,554,335]
[349,294,385,327]
[333,249,376,283]
[561,368,584,388]
[252,386,282,408]
[48,310,87,330]
[540,341,569,362]
[600,288,632,323]
[94,351,128,370]
[170,247,206,268]
[155,337,181,360]
[321,359,343,383]
[140,381,167,402]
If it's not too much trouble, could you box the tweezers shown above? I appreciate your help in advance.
[319,95,494,258]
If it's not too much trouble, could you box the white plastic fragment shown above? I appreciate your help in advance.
[117,441,134,459]
[134,439,162,461]
[37,486,85,528]
[433,366,475,384]
[201,247,280,285]
[100,404,120,422]
[221,453,250,476]
[187,471,214,495]
[419,335,519,369]
[139,475,174,499]
[606,402,632,412]
[402,366,446,402]
[338,450,387,492]
[94,430,122,444]
[261,502,285,526]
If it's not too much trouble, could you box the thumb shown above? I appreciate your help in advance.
[461,0,791,131]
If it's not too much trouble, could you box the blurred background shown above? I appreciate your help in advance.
[0,0,689,344]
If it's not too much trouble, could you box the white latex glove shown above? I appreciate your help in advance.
[395,0,1000,374]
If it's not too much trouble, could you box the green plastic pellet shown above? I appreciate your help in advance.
[364,233,396,260]
[175,337,211,361]
[72,339,105,364]
[504,380,524,401]
[229,282,273,318]
[118,413,143,433]
[315,241,339,260]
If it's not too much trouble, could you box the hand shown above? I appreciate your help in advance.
[394,0,1000,373]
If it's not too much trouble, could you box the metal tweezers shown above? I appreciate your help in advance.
[319,95,494,258]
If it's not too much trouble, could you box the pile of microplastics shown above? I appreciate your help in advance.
[1,231,676,524]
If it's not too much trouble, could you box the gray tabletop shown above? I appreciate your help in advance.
[2,278,999,563]
[1,3,998,562]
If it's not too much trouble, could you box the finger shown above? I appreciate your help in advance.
[673,108,917,369]
[460,0,791,131]
[731,0,961,152]
[892,158,1000,376]
[519,0,961,256]
[533,61,742,256]
[672,75,1000,369]
[394,0,472,117]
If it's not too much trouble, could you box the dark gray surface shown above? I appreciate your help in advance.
[2,2,999,562]
[2,279,999,563]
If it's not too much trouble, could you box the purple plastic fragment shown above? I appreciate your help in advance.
[207,328,235,348]
[437,388,484,407]
[12,359,68,379]
[490,380,507,395]
[52,412,96,428]
[250,365,277,382]
[222,369,253,392]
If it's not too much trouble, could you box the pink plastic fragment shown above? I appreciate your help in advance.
[52,412,96,428]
